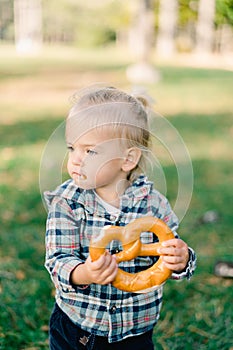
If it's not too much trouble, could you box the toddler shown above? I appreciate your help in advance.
[44,86,196,350]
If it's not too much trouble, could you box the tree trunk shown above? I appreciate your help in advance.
[127,0,160,84]
[14,0,42,54]
[195,0,216,54]
[128,0,155,62]
[156,0,178,57]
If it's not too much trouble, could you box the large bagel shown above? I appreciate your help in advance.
[89,216,175,293]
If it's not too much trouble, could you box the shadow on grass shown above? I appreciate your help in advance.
[1,155,233,349]
[0,109,232,349]
[150,112,233,143]
[0,52,129,83]
[0,116,64,147]
[158,65,233,82]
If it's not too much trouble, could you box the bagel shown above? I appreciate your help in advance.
[89,216,175,293]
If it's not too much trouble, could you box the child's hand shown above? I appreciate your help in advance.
[158,238,189,272]
[84,251,118,285]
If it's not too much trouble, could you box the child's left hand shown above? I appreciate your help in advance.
[158,238,189,272]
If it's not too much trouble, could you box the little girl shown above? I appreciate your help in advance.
[44,86,196,350]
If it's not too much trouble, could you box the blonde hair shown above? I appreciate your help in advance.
[66,86,151,181]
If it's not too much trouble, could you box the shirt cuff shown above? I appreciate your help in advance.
[57,259,84,292]
[171,247,197,280]
[69,262,89,290]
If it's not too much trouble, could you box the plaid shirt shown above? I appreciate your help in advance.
[44,175,196,343]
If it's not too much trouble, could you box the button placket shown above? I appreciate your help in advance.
[107,215,122,254]
[110,214,117,222]
[110,305,117,314]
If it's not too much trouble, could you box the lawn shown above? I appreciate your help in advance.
[0,45,232,350]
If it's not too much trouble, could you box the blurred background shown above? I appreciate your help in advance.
[0,1,233,349]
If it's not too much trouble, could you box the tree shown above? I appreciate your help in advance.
[0,0,14,41]
[14,0,42,54]
[156,0,179,56]
[127,0,160,84]
[215,0,233,53]
[128,0,155,61]
[195,0,216,54]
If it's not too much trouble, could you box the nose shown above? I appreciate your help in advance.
[70,148,84,165]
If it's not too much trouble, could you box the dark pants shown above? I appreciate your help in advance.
[49,303,154,350]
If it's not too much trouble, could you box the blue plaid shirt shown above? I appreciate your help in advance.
[44,175,196,343]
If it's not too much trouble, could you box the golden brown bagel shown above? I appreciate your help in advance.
[89,216,175,293]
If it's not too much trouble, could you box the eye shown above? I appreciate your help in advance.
[67,145,74,152]
[86,149,97,156]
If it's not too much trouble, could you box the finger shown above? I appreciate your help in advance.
[162,261,185,271]
[159,246,182,257]
[161,238,179,247]
[98,257,118,284]
[162,239,188,250]
[101,251,116,270]
[162,258,187,271]
[162,255,183,264]
[161,251,189,271]
[103,264,118,284]
[102,255,118,276]
[91,252,110,270]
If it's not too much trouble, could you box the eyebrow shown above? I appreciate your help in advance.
[67,141,97,148]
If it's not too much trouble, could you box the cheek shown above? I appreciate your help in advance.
[67,157,72,174]
[96,159,121,176]
[85,155,105,170]
[85,155,123,180]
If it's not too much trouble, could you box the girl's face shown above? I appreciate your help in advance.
[67,128,129,203]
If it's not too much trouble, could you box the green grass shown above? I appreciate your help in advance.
[0,45,233,349]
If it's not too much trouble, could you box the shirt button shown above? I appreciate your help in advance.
[111,248,119,254]
[110,305,117,314]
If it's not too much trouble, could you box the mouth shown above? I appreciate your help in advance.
[73,172,87,180]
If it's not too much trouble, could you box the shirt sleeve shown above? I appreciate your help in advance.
[45,196,84,292]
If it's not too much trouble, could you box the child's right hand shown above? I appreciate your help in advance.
[83,252,118,285]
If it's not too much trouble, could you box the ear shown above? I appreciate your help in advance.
[122,147,142,173]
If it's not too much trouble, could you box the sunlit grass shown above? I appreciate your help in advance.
[0,45,232,124]
[0,45,232,349]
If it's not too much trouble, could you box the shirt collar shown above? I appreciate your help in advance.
[44,175,153,215]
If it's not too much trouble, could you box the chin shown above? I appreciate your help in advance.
[74,179,94,190]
